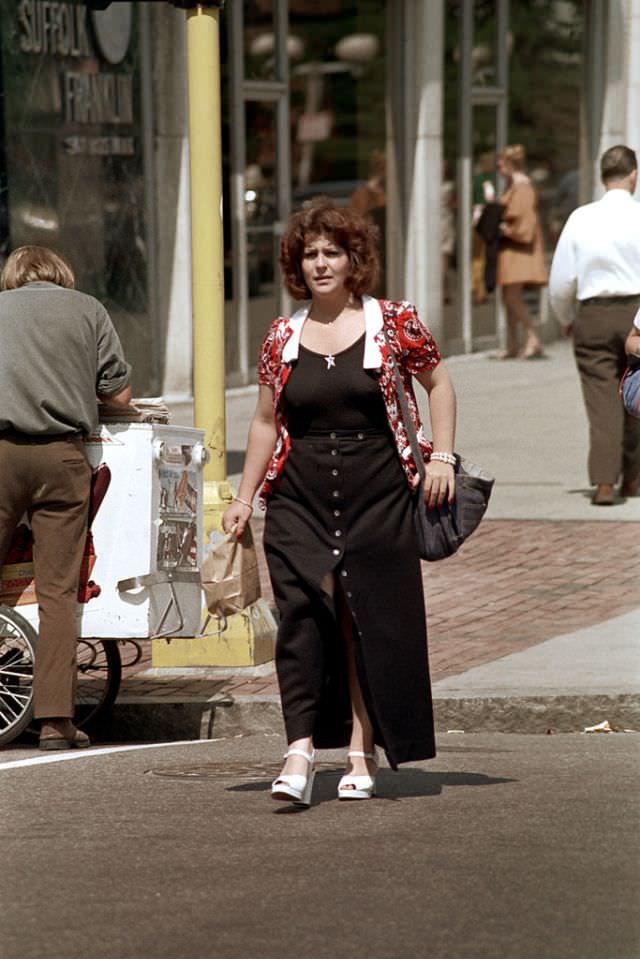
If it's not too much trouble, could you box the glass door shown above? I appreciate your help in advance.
[453,0,509,354]
[227,0,291,386]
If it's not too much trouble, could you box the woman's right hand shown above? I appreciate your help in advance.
[221,500,253,538]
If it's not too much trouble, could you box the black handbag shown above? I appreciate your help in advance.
[384,330,495,561]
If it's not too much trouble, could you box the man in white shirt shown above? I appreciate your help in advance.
[549,144,640,504]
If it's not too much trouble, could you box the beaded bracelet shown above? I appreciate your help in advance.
[430,451,456,467]
[234,496,254,513]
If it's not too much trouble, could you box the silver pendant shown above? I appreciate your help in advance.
[324,354,336,370]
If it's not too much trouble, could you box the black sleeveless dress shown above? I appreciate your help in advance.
[263,333,435,769]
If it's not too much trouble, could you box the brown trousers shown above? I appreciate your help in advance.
[573,297,640,486]
[0,435,91,718]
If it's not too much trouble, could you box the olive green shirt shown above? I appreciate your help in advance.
[0,281,131,435]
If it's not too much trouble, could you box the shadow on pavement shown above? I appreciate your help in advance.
[226,766,516,806]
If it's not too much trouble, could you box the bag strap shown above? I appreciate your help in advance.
[381,325,426,482]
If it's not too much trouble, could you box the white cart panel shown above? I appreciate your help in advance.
[0,424,206,639]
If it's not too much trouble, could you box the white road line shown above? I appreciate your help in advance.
[0,738,219,771]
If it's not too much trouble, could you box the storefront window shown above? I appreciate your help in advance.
[245,99,279,366]
[244,0,276,81]
[289,0,386,289]
[444,0,583,349]
[0,0,153,392]
[224,1,387,384]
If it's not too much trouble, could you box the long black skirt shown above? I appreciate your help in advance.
[263,427,435,769]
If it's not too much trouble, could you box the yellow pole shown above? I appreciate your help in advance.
[185,2,226,486]
[153,1,277,668]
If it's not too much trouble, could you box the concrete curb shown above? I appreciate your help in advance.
[432,694,640,734]
[88,691,640,743]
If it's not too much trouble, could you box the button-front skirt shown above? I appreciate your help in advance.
[263,428,435,769]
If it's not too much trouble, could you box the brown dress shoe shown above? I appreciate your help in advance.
[39,719,91,751]
[621,477,639,497]
[592,484,615,506]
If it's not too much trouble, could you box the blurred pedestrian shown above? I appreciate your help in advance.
[549,144,640,504]
[350,149,386,295]
[222,200,457,805]
[472,151,496,305]
[0,246,132,747]
[441,165,456,305]
[623,317,640,422]
[350,149,386,220]
[626,314,640,362]
[496,144,547,359]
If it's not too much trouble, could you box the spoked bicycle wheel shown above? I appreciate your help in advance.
[0,605,37,746]
[74,639,122,729]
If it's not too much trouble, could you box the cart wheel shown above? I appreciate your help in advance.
[74,640,122,729]
[0,605,37,746]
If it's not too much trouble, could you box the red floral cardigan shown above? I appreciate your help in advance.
[256,295,442,508]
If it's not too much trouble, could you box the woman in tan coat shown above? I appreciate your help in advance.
[496,144,547,359]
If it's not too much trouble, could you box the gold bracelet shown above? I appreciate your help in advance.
[234,496,254,512]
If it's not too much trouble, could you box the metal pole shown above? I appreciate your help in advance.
[185,2,226,483]
[275,0,291,319]
[495,0,509,349]
[457,0,473,354]
[139,4,161,395]
[495,0,509,151]
[587,0,605,201]
[229,0,249,384]
[155,0,278,672]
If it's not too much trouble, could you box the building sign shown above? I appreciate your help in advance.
[16,1,135,155]
[18,1,91,56]
[64,72,133,125]
[0,0,153,393]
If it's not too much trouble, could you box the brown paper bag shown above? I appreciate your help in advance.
[200,524,261,619]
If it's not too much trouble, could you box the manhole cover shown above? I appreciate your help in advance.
[147,761,342,781]
[147,761,282,781]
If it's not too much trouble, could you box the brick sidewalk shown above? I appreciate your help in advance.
[119,519,640,702]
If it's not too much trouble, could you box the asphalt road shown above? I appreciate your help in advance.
[1,732,638,959]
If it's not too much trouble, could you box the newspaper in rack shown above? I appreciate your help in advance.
[98,397,170,424]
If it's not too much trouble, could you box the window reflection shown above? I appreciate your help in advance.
[289,0,386,288]
[444,0,583,349]
[0,3,151,391]
[245,101,278,368]
[244,0,275,81]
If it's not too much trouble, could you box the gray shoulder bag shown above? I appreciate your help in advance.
[383,329,495,561]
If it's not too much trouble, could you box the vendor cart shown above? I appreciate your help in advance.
[0,419,209,746]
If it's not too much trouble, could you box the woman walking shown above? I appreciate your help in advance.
[222,200,457,804]
[496,144,547,359]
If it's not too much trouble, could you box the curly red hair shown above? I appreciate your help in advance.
[279,198,380,300]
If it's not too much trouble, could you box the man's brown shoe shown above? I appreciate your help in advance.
[39,719,91,751]
[592,483,615,506]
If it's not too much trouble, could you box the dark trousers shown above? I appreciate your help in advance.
[0,435,91,718]
[573,297,640,486]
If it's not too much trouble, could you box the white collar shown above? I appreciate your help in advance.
[281,294,384,368]
[601,188,635,202]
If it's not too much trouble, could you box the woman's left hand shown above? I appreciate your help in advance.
[413,461,455,509]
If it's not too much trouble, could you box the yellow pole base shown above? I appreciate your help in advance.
[151,598,277,669]
[151,480,277,668]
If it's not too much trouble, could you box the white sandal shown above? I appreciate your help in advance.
[271,747,316,806]
[338,750,378,800]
